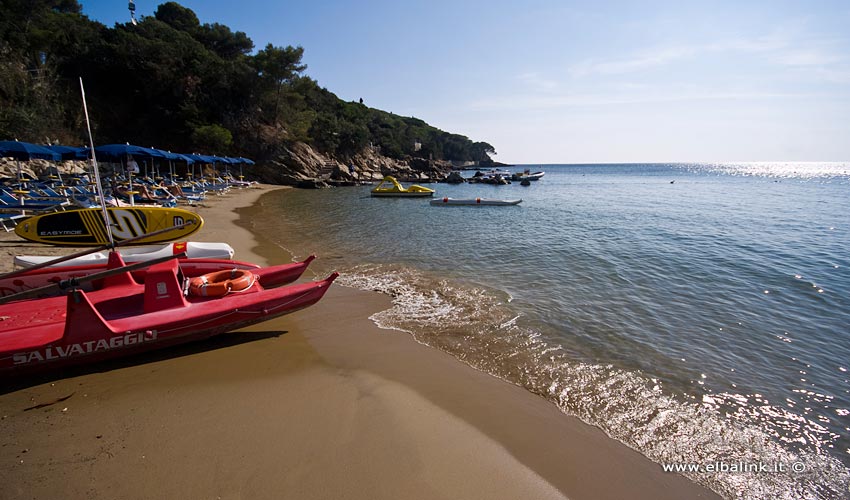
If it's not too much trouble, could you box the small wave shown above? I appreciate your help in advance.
[338,264,850,499]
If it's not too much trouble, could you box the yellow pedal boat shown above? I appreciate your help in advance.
[370,176,435,197]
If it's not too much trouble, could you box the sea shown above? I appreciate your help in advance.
[247,163,850,499]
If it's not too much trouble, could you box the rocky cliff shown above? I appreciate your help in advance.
[251,142,457,188]
[1,142,479,188]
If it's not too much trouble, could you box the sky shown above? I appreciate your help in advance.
[80,0,850,164]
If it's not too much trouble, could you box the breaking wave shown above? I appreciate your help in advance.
[338,263,850,500]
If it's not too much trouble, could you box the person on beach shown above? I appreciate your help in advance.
[126,156,139,175]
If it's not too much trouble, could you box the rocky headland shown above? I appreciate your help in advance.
[1,142,506,189]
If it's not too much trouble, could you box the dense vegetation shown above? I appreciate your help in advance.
[0,0,496,164]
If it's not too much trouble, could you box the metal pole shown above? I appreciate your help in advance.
[79,77,115,248]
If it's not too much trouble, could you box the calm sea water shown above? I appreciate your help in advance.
[248,163,850,499]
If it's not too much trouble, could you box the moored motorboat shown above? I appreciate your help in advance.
[371,176,435,197]
[0,256,336,373]
[14,241,234,268]
[477,169,513,177]
[511,169,545,182]
[430,197,522,206]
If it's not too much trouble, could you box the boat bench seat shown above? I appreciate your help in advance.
[143,259,190,313]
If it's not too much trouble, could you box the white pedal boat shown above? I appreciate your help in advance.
[430,197,522,206]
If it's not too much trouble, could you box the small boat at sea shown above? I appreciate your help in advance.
[511,170,545,182]
[477,169,513,177]
[14,241,234,268]
[0,254,336,373]
[0,252,315,298]
[430,197,522,206]
[371,176,435,197]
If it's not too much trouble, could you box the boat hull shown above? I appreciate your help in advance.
[430,198,522,206]
[370,191,434,197]
[511,171,545,181]
[370,175,435,197]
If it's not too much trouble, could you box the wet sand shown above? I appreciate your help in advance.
[0,186,720,499]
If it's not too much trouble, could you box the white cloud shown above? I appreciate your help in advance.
[567,31,847,78]
[516,72,559,91]
[569,46,697,77]
[467,87,801,112]
[803,67,850,84]
[707,34,790,54]
[774,49,842,67]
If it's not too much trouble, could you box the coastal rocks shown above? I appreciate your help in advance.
[0,158,89,180]
[251,141,456,188]
[350,148,407,179]
[442,171,466,184]
[468,171,510,185]
[409,157,450,176]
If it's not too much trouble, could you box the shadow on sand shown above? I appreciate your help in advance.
[0,329,288,394]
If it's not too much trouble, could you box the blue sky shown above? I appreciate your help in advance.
[81,0,850,164]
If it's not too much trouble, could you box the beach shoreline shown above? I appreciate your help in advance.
[0,185,719,499]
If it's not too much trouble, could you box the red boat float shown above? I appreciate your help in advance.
[0,253,316,298]
[0,255,337,373]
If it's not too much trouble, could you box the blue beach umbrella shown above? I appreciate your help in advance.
[43,145,84,183]
[0,140,61,161]
[172,154,195,179]
[212,156,237,177]
[94,143,167,161]
[152,150,194,180]
[149,149,177,179]
[94,144,166,206]
[207,156,226,178]
[174,153,195,164]
[74,146,92,160]
[183,154,217,180]
[45,144,86,161]
[184,153,216,163]
[0,140,61,184]
[233,157,255,179]
[153,149,182,161]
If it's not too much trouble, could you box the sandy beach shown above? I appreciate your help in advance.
[0,186,720,499]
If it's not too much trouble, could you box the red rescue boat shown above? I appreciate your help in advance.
[0,256,336,373]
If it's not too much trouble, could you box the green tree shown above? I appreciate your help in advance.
[196,23,253,60]
[0,0,496,166]
[154,2,200,33]
[252,44,306,124]
[191,124,232,153]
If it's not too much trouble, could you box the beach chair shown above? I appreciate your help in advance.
[0,212,26,231]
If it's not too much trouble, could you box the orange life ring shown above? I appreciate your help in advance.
[188,269,255,297]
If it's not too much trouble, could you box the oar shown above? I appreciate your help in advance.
[0,219,197,281]
[0,251,186,305]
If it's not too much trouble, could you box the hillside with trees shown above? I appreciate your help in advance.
[0,0,497,182]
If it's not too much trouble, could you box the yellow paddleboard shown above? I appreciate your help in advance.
[15,207,204,246]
